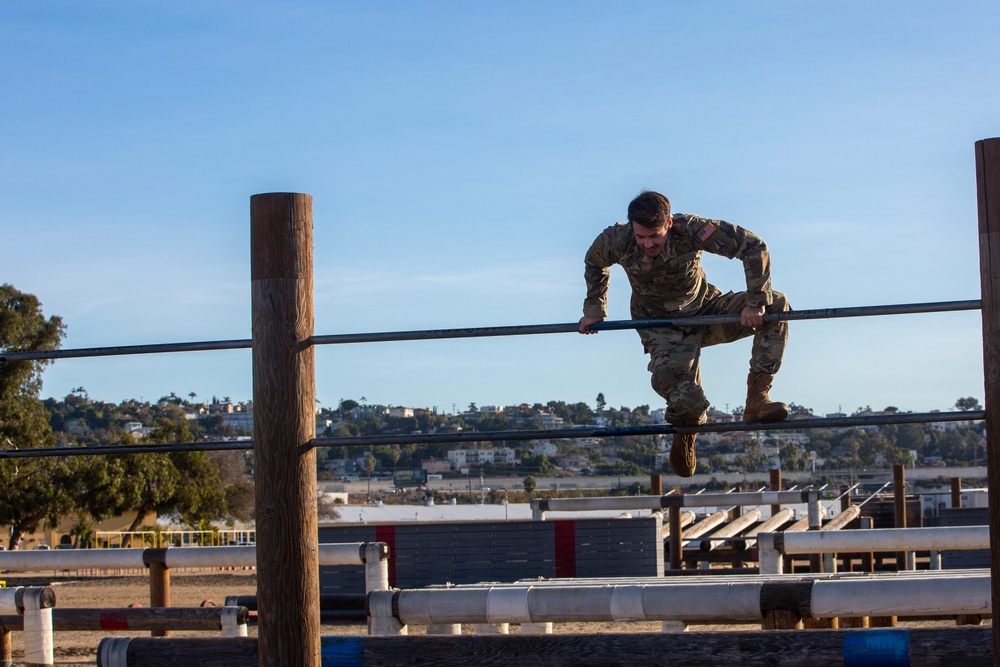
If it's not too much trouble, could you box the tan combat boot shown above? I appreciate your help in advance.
[742,371,789,422]
[670,433,697,477]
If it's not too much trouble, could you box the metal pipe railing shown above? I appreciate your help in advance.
[1,409,984,459]
[0,299,980,363]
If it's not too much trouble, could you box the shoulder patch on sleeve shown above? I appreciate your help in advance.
[696,222,717,242]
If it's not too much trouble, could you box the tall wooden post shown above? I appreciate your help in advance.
[975,137,1000,666]
[668,503,683,570]
[769,469,782,518]
[951,477,963,509]
[251,193,319,667]
[893,464,907,570]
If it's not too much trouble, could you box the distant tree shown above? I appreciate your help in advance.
[567,402,595,424]
[0,284,68,549]
[787,403,814,419]
[339,398,359,412]
[596,393,606,414]
[112,419,251,533]
[317,494,342,522]
[956,397,982,412]
[522,475,537,497]
[520,451,555,474]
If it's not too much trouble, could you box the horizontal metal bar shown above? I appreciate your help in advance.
[310,299,981,345]
[311,409,984,448]
[0,339,252,362]
[0,439,251,459]
[0,299,980,363]
[3,410,981,458]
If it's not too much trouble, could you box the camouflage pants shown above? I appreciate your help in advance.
[642,290,790,426]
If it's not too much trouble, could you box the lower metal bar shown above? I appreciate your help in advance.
[1,410,983,458]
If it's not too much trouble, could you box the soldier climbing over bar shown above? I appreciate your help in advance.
[578,190,791,477]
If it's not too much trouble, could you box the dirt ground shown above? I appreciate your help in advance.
[1,570,981,665]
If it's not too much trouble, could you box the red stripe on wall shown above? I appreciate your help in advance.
[553,520,576,579]
[375,525,397,588]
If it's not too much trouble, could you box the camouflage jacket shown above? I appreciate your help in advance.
[582,213,773,319]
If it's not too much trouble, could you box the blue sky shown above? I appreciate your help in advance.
[2,2,996,416]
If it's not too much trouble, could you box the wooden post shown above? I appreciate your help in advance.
[893,463,907,570]
[952,476,963,509]
[976,136,1000,667]
[251,193,319,667]
[650,474,662,496]
[808,491,822,573]
[145,548,170,638]
[769,469,782,518]
[668,504,682,570]
[1,626,10,667]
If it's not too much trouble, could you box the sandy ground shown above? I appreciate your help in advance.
[1,571,983,665]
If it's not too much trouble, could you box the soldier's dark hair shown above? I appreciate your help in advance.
[627,190,671,229]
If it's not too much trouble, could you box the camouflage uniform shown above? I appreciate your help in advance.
[583,213,790,426]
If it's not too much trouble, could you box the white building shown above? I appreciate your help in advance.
[447,447,517,469]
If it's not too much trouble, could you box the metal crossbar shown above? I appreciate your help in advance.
[0,299,980,363]
[1,409,983,459]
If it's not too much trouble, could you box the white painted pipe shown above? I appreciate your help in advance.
[701,509,761,551]
[164,543,370,568]
[534,497,663,513]
[220,606,248,637]
[779,526,989,555]
[819,505,861,532]
[681,510,729,541]
[442,568,990,590]
[0,548,146,571]
[22,586,54,666]
[784,515,811,532]
[0,587,22,614]
[368,590,406,636]
[0,542,374,571]
[810,574,990,618]
[375,572,992,629]
[385,582,765,625]
[746,508,795,537]
[164,546,257,568]
[365,542,390,592]
[677,491,809,508]
[533,490,812,514]
[662,511,696,537]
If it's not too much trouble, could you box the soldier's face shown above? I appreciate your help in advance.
[633,216,671,257]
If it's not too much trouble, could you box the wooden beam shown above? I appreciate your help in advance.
[251,193,319,667]
[96,629,994,667]
[976,136,1000,667]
